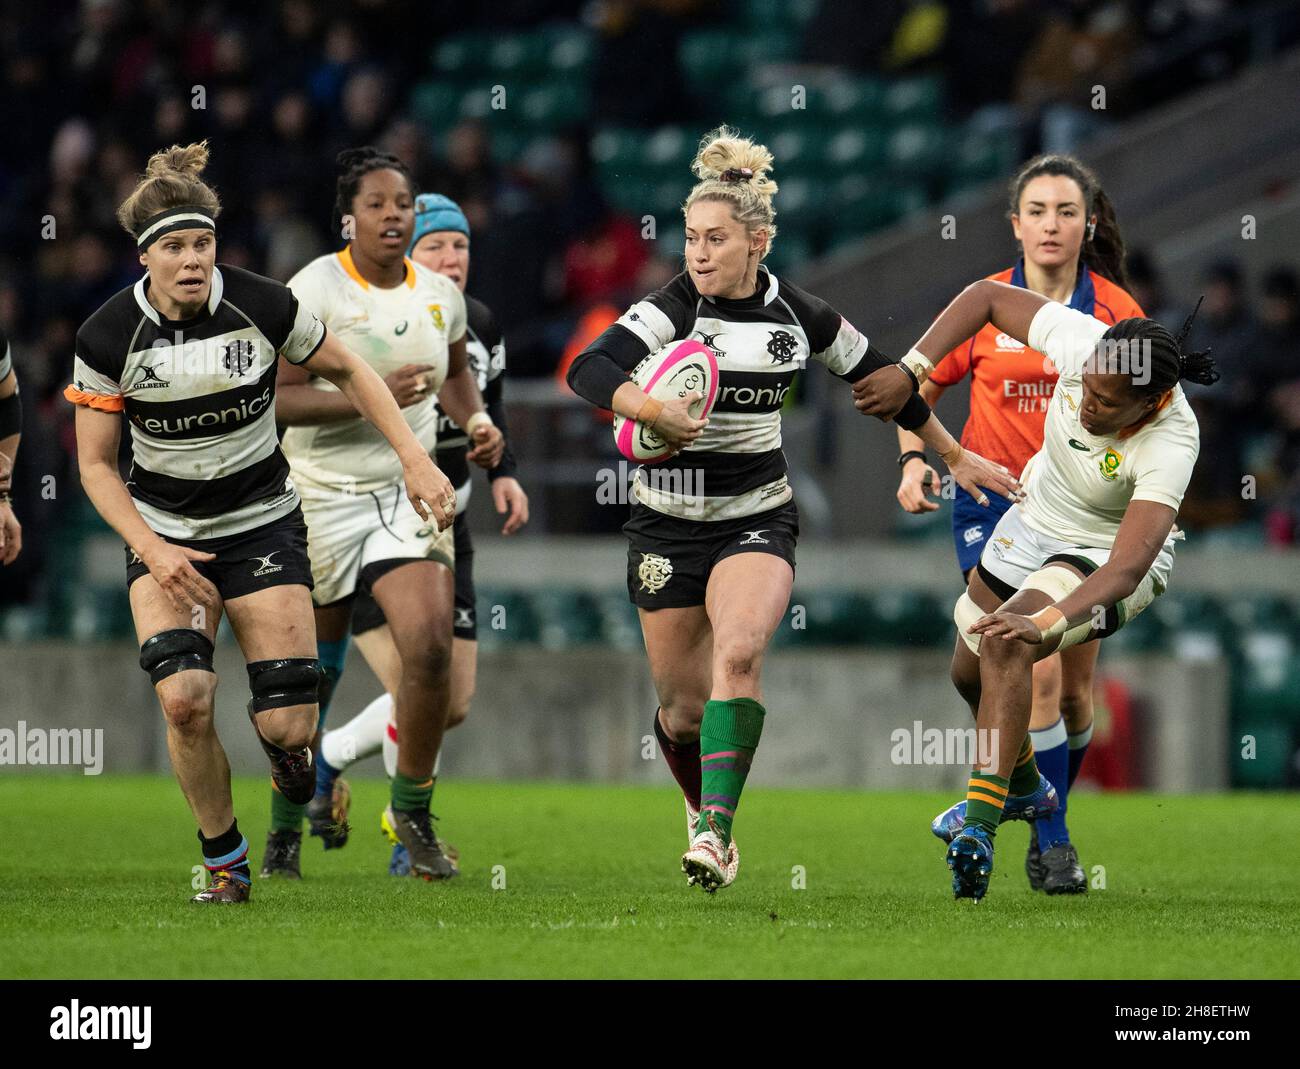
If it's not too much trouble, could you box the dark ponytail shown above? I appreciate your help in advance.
[1009,154,1130,291]
[1100,298,1220,398]
[332,146,416,236]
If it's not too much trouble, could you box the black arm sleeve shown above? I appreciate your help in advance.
[841,343,932,430]
[0,390,20,439]
[565,324,651,410]
[484,372,517,481]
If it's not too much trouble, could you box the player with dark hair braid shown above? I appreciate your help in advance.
[858,284,1216,901]
[266,147,502,881]
[895,154,1144,893]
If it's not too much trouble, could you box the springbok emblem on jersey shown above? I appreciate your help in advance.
[638,552,673,594]
[222,339,255,377]
[428,304,446,331]
[767,329,798,365]
[1099,448,1123,482]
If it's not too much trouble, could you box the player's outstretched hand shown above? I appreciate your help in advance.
[143,541,219,614]
[403,453,456,531]
[492,476,529,536]
[654,391,707,453]
[969,611,1043,645]
[0,500,21,564]
[852,365,913,420]
[467,422,505,469]
[897,460,942,514]
[945,448,1023,508]
[385,363,437,408]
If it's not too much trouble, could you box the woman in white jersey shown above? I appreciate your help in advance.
[269,148,502,882]
[856,281,1216,901]
[566,127,1019,892]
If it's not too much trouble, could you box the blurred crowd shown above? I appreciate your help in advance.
[0,0,1297,606]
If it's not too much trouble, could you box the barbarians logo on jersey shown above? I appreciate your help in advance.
[221,339,256,377]
[427,304,446,331]
[135,364,170,389]
[1099,447,1123,481]
[692,329,727,359]
[766,329,798,365]
[638,552,673,595]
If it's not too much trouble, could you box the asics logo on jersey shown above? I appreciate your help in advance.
[692,330,727,358]
[394,320,408,335]
[135,364,170,388]
[251,551,283,576]
[221,339,256,377]
[638,552,673,594]
[131,386,273,436]
[1068,438,1091,451]
[963,525,983,546]
[767,329,799,365]
[738,530,770,545]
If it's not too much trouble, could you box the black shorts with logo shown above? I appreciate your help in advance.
[623,499,799,609]
[350,511,476,640]
[125,506,314,602]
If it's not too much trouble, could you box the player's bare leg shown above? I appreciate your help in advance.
[372,560,459,880]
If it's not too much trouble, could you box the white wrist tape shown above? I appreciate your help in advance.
[900,348,935,386]
[465,411,494,436]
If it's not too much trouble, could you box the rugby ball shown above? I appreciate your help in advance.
[613,340,718,462]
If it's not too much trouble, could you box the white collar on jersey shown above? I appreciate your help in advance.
[700,265,779,307]
[133,266,224,325]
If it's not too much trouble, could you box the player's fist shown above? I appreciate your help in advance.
[385,363,436,407]
[852,365,914,420]
[897,459,942,514]
[403,453,456,531]
[653,391,707,453]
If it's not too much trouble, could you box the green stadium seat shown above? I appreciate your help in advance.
[591,128,644,177]
[821,78,887,122]
[474,588,540,647]
[519,83,590,127]
[949,125,1019,190]
[1230,720,1293,788]
[547,29,594,75]
[740,0,818,32]
[679,31,734,91]
[487,33,552,76]
[593,591,643,651]
[432,34,492,78]
[885,122,949,178]
[823,126,888,171]
[866,589,952,648]
[779,590,875,647]
[409,82,463,129]
[882,75,945,123]
[530,588,604,649]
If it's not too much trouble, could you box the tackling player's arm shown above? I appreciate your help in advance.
[970,500,1175,644]
[895,380,947,513]
[301,329,455,528]
[854,281,1050,419]
[436,333,503,469]
[275,355,434,425]
[0,346,23,563]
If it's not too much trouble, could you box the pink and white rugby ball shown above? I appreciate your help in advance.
[613,339,718,462]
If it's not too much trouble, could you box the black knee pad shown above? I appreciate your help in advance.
[247,658,322,712]
[139,629,215,684]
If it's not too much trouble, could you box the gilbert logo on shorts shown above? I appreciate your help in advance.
[251,552,283,577]
[455,607,474,629]
[638,552,673,594]
[738,530,770,545]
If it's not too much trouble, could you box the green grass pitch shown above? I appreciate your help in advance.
[1,775,1297,979]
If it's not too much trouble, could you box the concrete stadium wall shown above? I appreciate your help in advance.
[0,641,1228,791]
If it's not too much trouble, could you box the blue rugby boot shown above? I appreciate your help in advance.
[947,825,995,901]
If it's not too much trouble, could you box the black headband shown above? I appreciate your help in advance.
[135,205,216,251]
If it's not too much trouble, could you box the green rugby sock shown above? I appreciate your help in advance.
[1008,736,1041,796]
[270,787,304,833]
[965,772,1009,835]
[697,698,765,844]
[391,771,434,813]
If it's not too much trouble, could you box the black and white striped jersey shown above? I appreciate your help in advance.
[0,327,11,380]
[433,294,517,511]
[66,265,326,539]
[568,266,931,521]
